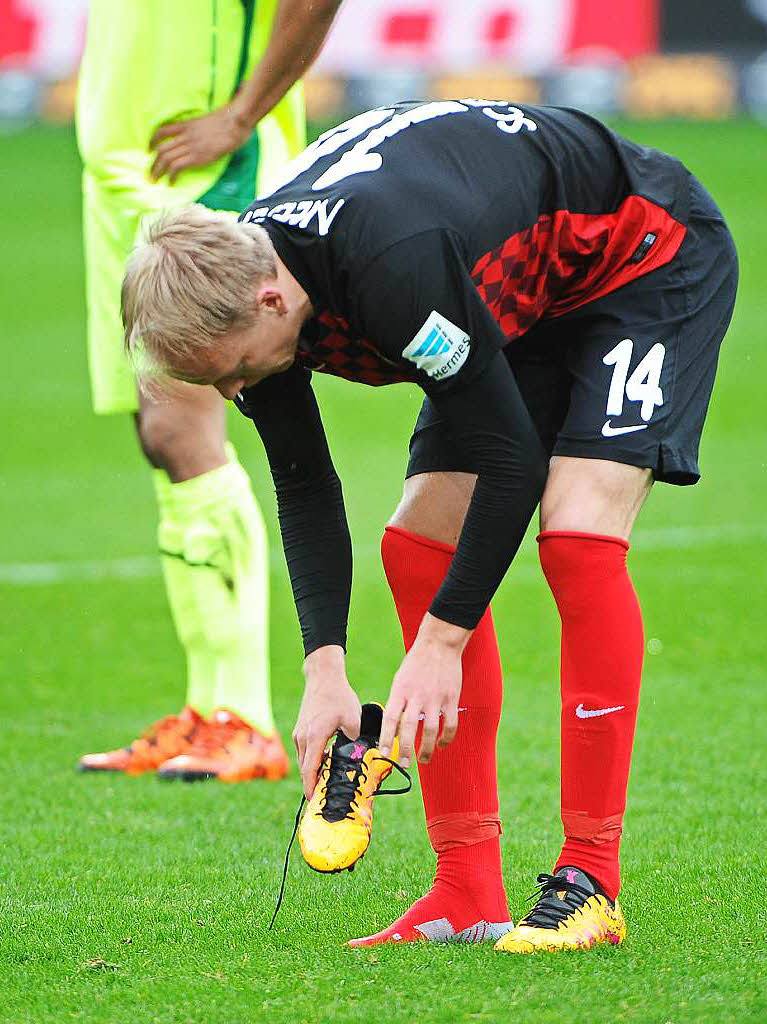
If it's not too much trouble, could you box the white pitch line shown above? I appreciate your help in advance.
[0,555,159,585]
[0,523,764,586]
[633,522,767,550]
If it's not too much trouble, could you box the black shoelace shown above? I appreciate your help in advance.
[268,751,411,930]
[521,873,596,930]
[320,743,410,821]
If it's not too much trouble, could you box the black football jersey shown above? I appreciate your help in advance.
[240,100,690,398]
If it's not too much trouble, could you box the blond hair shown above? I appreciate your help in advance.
[121,205,276,375]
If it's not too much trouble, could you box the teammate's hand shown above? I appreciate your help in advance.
[149,102,250,183]
[293,645,361,799]
[379,614,469,769]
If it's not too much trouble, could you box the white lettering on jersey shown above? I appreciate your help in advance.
[311,101,470,191]
[246,100,538,235]
[260,108,396,197]
[480,105,538,135]
[461,99,538,133]
[242,198,345,237]
[403,311,471,381]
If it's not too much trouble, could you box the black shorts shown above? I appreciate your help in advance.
[407,176,739,486]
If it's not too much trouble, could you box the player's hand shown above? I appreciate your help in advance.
[379,614,470,769]
[149,102,251,183]
[293,645,361,799]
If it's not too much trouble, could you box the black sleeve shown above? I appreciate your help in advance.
[234,363,352,656]
[426,352,547,626]
[355,230,548,629]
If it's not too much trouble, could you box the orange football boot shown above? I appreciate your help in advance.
[157,708,290,782]
[78,706,206,776]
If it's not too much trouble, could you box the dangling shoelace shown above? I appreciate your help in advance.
[521,872,596,930]
[268,751,411,930]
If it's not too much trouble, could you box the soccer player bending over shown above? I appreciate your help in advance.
[121,101,737,950]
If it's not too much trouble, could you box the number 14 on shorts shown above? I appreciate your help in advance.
[603,338,666,424]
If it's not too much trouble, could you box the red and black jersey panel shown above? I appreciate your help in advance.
[297,311,417,387]
[472,196,687,342]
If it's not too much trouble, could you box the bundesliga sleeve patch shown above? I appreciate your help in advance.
[402,311,471,381]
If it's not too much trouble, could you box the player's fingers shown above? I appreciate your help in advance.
[149,122,181,149]
[437,701,459,748]
[148,148,176,180]
[301,732,325,799]
[397,707,421,770]
[418,706,440,765]
[167,154,192,184]
[292,726,304,764]
[150,143,186,181]
[379,696,404,757]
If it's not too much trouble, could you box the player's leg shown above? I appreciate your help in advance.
[350,396,514,946]
[541,458,651,903]
[135,382,287,783]
[497,177,738,953]
[77,176,282,780]
[351,330,574,946]
[543,456,651,896]
[77,176,210,773]
[496,460,649,952]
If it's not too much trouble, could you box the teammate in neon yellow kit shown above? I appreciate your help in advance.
[76,0,342,781]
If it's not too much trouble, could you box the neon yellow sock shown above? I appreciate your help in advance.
[153,443,274,732]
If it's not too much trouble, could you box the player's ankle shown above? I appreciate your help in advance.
[432,839,510,923]
[556,836,621,902]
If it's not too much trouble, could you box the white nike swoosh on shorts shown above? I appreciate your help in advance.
[601,420,649,437]
[575,703,625,719]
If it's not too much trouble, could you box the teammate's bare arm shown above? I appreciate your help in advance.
[150,0,344,181]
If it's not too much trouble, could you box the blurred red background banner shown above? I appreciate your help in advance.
[1,0,658,78]
[0,0,86,77]
[316,0,659,74]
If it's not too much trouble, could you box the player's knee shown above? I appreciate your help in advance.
[540,458,651,537]
[135,406,223,476]
[135,406,183,469]
[388,472,475,548]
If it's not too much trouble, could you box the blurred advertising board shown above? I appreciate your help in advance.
[1,0,766,121]
[1,0,658,77]
[316,0,658,73]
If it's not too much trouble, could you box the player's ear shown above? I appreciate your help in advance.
[256,285,286,315]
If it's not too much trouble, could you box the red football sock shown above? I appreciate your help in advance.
[351,527,509,946]
[538,531,644,901]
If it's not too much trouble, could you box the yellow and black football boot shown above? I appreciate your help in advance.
[495,867,627,953]
[299,702,410,874]
[268,703,411,930]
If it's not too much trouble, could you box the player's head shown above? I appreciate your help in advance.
[121,205,309,398]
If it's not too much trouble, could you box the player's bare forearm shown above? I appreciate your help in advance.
[150,0,342,181]
[231,0,343,131]
[417,612,472,652]
[294,644,361,797]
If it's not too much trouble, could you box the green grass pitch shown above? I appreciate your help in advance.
[1,119,765,1024]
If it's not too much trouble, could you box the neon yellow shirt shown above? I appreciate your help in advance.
[77,0,305,206]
